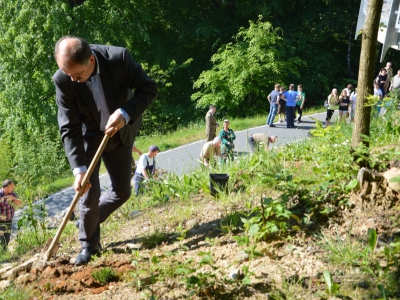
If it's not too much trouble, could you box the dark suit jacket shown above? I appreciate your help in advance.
[53,44,158,169]
[205,111,217,135]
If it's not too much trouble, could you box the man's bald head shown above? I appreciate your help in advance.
[54,36,92,68]
[54,36,95,82]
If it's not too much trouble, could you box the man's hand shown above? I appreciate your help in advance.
[105,111,126,137]
[74,172,91,194]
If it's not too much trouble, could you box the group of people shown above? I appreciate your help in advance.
[324,62,399,126]
[200,105,277,168]
[325,84,357,126]
[203,105,237,166]
[266,84,306,129]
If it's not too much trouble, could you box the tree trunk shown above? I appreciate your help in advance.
[351,0,383,166]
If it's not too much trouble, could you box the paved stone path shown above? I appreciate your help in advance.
[12,111,333,229]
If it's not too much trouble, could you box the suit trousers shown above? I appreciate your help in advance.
[78,133,132,249]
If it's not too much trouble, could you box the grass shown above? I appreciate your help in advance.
[0,285,35,300]
[92,267,119,285]
[17,106,325,200]
[14,102,400,297]
[141,229,168,249]
[135,106,325,153]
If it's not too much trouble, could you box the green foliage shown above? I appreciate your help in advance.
[92,267,119,285]
[220,211,242,233]
[192,18,304,116]
[14,227,52,256]
[235,196,292,245]
[141,229,168,249]
[0,0,379,188]
[174,222,189,251]
[323,270,340,297]
[0,284,35,300]
[0,138,12,179]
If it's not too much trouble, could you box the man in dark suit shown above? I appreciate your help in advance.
[53,36,157,265]
[205,105,219,141]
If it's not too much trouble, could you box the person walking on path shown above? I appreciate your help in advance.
[0,180,22,251]
[278,86,286,123]
[131,142,143,178]
[219,119,236,163]
[295,84,306,123]
[248,134,278,153]
[284,84,297,128]
[53,36,158,265]
[199,137,221,169]
[205,105,219,142]
[133,145,160,196]
[266,84,281,127]
[325,88,339,127]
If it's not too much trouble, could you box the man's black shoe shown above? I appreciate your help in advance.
[75,247,101,266]
[269,124,276,127]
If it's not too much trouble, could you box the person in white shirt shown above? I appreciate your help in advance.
[133,145,160,196]
[390,69,400,91]
[131,142,143,178]
[343,84,353,97]
[385,62,393,92]
[349,88,357,122]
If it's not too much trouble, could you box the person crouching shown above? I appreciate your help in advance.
[133,145,160,196]
[248,134,278,153]
[200,136,221,169]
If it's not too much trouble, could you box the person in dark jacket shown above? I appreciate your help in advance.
[53,36,158,265]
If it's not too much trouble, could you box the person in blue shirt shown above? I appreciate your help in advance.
[266,84,281,127]
[284,84,297,128]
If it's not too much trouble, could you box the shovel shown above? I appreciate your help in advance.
[43,134,110,262]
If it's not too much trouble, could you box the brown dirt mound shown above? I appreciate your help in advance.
[16,256,134,296]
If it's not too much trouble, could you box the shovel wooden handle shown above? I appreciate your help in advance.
[43,134,110,262]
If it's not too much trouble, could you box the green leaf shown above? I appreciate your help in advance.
[323,270,333,295]
[345,179,358,190]
[248,224,260,236]
[242,275,252,285]
[389,176,400,182]
[367,228,377,254]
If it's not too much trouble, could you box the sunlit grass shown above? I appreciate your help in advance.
[30,108,325,197]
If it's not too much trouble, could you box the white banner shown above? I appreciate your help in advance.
[355,0,400,61]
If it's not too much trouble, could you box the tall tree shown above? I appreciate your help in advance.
[191,19,305,116]
[351,0,383,166]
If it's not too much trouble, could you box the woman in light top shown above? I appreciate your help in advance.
[325,88,339,127]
